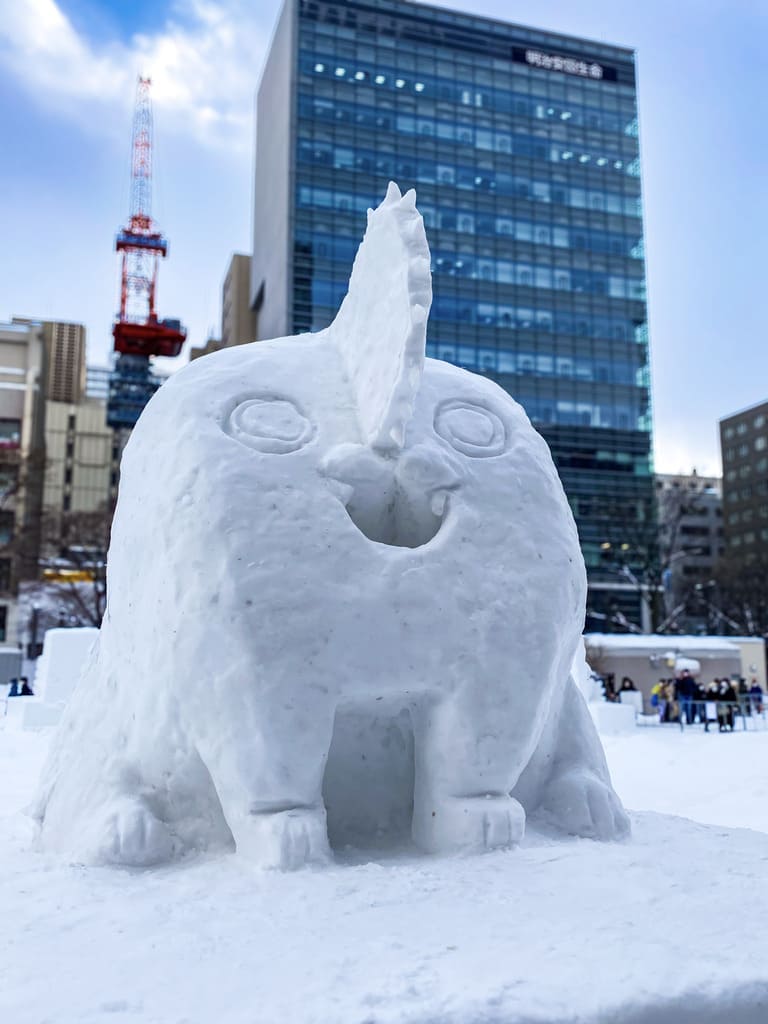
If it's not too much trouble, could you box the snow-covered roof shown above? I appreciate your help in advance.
[584,633,741,655]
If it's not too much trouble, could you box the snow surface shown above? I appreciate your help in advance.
[2,721,768,1023]
[33,184,627,869]
[604,726,768,834]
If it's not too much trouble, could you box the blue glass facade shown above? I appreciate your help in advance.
[254,0,655,627]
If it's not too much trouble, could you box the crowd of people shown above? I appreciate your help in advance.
[605,670,765,732]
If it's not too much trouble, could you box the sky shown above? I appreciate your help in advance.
[0,0,766,476]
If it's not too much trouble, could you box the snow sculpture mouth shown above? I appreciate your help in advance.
[323,443,458,550]
[342,485,449,549]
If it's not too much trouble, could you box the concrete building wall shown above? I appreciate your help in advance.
[44,321,86,403]
[189,338,222,362]
[43,399,114,524]
[12,318,86,404]
[656,472,723,593]
[222,254,256,348]
[0,320,46,644]
[251,0,296,341]
[720,400,768,561]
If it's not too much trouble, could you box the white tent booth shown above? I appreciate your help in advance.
[583,634,752,712]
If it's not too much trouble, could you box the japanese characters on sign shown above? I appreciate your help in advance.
[524,49,603,79]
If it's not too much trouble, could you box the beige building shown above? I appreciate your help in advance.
[12,317,87,404]
[0,320,46,643]
[43,398,115,527]
[189,336,222,362]
[190,253,256,362]
[0,318,116,645]
[43,320,87,403]
[222,253,256,349]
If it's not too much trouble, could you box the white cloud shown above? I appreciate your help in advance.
[0,0,270,153]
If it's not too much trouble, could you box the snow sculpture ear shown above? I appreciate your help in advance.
[329,182,432,454]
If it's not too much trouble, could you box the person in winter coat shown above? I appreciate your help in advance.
[661,680,679,723]
[650,680,664,710]
[717,679,737,732]
[749,679,764,714]
[675,670,697,725]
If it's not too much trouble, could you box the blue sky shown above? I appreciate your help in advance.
[0,0,766,475]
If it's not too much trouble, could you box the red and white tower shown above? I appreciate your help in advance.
[108,77,185,427]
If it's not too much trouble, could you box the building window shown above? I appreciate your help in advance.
[0,466,18,497]
[756,437,766,451]
[0,511,14,546]
[0,606,7,642]
[0,559,11,592]
[0,419,21,449]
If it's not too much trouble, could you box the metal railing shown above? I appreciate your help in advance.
[640,697,767,732]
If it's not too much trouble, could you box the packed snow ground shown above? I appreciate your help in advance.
[604,724,768,834]
[2,720,768,1024]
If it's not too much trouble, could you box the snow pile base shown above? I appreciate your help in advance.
[33,184,628,868]
[2,808,766,1022]
[5,724,768,1023]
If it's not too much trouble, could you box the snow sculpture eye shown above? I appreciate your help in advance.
[226,396,315,454]
[434,399,507,458]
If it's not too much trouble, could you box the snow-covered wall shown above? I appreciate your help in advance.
[34,628,99,706]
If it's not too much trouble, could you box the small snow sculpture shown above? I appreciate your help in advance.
[34,183,629,868]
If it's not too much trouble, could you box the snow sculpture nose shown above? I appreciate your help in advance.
[322,442,460,549]
[394,443,461,518]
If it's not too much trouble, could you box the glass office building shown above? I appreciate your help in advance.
[252,0,655,628]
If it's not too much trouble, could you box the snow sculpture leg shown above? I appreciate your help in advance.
[189,692,336,870]
[411,691,527,854]
[515,675,630,841]
[98,792,176,867]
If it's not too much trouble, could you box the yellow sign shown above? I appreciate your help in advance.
[42,569,95,583]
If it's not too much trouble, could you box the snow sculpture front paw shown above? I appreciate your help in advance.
[99,799,175,867]
[232,808,332,870]
[414,795,526,854]
[539,770,630,841]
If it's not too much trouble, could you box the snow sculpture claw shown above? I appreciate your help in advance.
[539,771,630,842]
[34,184,628,869]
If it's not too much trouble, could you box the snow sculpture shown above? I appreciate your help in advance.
[34,183,629,868]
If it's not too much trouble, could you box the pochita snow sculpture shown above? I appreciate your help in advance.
[35,183,629,868]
